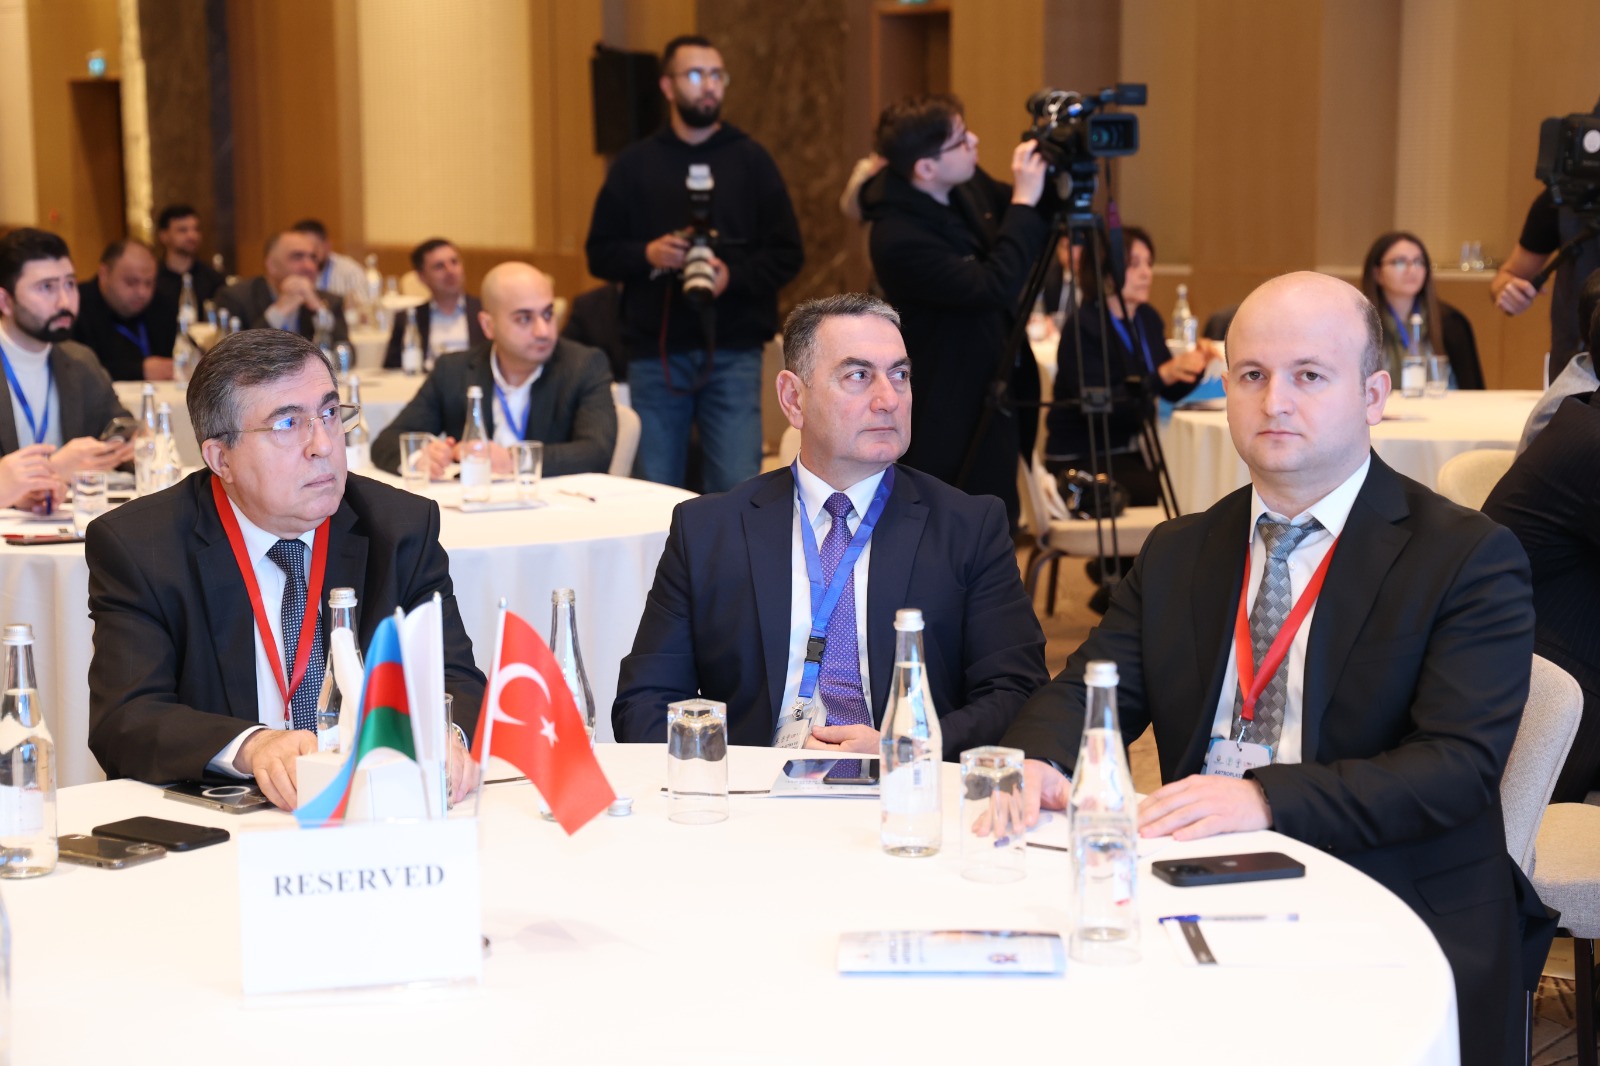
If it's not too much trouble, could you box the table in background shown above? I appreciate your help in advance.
[6,745,1458,1065]
[0,472,688,786]
[1164,389,1541,515]
[113,370,426,468]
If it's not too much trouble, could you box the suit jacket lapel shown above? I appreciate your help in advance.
[1300,457,1410,760]
[744,470,795,731]
[0,350,19,453]
[475,349,498,439]
[524,350,558,442]
[866,468,927,723]
[50,346,86,442]
[416,304,433,351]
[1183,488,1251,775]
[194,474,263,722]
[322,495,369,638]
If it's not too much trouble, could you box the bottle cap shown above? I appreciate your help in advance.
[328,588,357,608]
[158,402,172,414]
[607,797,634,817]
[894,608,924,631]
[467,385,483,398]
[348,373,361,388]
[1085,660,1118,687]
[142,383,155,395]
[3,623,34,646]
[552,588,576,605]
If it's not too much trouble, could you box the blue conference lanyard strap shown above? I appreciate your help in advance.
[113,319,151,356]
[493,381,530,441]
[1108,312,1156,375]
[792,461,895,704]
[0,352,53,446]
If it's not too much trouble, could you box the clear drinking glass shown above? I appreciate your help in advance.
[71,472,108,537]
[960,746,1026,883]
[666,699,727,824]
[399,433,432,493]
[1425,353,1450,398]
[512,441,544,503]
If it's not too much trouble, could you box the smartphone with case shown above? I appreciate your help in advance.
[1151,851,1306,887]
[163,781,273,814]
[92,816,230,852]
[57,834,167,869]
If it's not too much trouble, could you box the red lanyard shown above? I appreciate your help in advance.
[211,476,331,716]
[1233,531,1339,723]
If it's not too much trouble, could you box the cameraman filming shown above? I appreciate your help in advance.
[585,34,803,491]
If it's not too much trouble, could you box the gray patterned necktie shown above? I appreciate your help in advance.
[266,538,324,733]
[1232,515,1323,747]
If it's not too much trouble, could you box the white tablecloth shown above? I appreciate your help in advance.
[113,370,424,468]
[1164,390,1541,515]
[0,472,688,786]
[5,745,1458,1065]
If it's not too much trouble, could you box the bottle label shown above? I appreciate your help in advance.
[1401,364,1426,394]
[881,762,939,814]
[0,782,45,836]
[460,455,491,488]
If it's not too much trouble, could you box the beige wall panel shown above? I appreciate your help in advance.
[950,0,1044,174]
[1314,0,1398,270]
[0,0,37,225]
[356,0,536,249]
[530,0,606,257]
[607,0,695,53]
[1118,0,1193,264]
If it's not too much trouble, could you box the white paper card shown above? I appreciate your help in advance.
[838,931,1065,975]
[238,817,482,995]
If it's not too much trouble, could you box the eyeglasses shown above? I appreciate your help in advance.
[235,403,360,449]
[1380,256,1427,271]
[674,67,729,89]
[932,126,973,157]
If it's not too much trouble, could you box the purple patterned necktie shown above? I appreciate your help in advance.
[816,492,872,732]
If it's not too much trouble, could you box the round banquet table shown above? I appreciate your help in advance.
[0,471,689,786]
[1163,389,1540,515]
[114,370,425,468]
[5,745,1458,1066]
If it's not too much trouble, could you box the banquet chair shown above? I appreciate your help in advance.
[1017,456,1166,616]
[1501,656,1583,876]
[610,403,642,477]
[1436,448,1516,510]
[1532,801,1600,1066]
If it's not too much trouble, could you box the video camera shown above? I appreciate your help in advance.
[1536,105,1600,217]
[680,163,719,307]
[1023,84,1146,215]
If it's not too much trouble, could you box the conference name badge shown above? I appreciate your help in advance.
[1202,738,1272,779]
[237,817,481,995]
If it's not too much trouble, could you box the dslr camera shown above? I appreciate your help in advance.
[679,163,719,307]
[1536,104,1600,218]
[1023,84,1145,214]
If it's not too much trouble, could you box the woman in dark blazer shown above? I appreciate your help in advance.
[1360,231,1484,389]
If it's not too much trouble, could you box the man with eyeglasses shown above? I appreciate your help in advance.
[862,94,1050,526]
[86,329,485,810]
[585,33,803,492]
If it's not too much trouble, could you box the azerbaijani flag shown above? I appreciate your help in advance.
[295,617,416,828]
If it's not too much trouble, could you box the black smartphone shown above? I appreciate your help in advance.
[1151,852,1306,888]
[92,816,231,852]
[823,760,881,786]
[100,415,139,443]
[57,834,167,869]
[163,781,274,814]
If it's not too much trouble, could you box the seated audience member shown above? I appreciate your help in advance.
[0,229,134,477]
[216,230,351,344]
[290,218,367,300]
[1360,231,1484,389]
[384,238,484,368]
[1517,266,1600,454]
[1486,306,1600,804]
[1005,271,1542,1066]
[613,293,1047,758]
[85,329,485,809]
[72,239,178,381]
[372,263,616,478]
[153,203,226,311]
[1044,225,1209,504]
[561,282,627,384]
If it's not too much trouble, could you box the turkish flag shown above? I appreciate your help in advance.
[471,610,615,834]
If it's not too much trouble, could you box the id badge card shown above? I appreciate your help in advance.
[773,696,824,749]
[1202,737,1273,779]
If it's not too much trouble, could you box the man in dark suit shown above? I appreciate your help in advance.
[86,329,485,810]
[372,262,616,478]
[613,293,1047,757]
[72,239,178,381]
[0,228,134,479]
[1005,272,1538,1066]
[215,230,351,346]
[153,203,225,312]
[383,238,484,368]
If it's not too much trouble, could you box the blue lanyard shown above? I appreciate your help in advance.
[1,352,52,446]
[1108,312,1155,374]
[113,319,150,355]
[792,461,895,703]
[1387,304,1419,351]
[493,382,529,441]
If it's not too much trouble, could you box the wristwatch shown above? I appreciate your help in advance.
[450,721,469,752]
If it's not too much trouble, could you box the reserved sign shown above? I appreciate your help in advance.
[238,818,482,996]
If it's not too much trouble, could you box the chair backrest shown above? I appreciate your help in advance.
[610,402,642,477]
[1501,655,1584,874]
[1436,448,1515,510]
[1017,456,1052,542]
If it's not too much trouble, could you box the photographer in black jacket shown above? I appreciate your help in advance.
[585,35,803,491]
[863,94,1049,524]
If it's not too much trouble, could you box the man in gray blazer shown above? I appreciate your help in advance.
[0,228,133,482]
[215,230,351,345]
[372,262,616,478]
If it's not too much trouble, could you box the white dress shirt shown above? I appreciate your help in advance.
[428,295,471,355]
[0,328,64,448]
[777,462,883,734]
[489,349,542,449]
[207,497,318,776]
[1206,456,1371,764]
